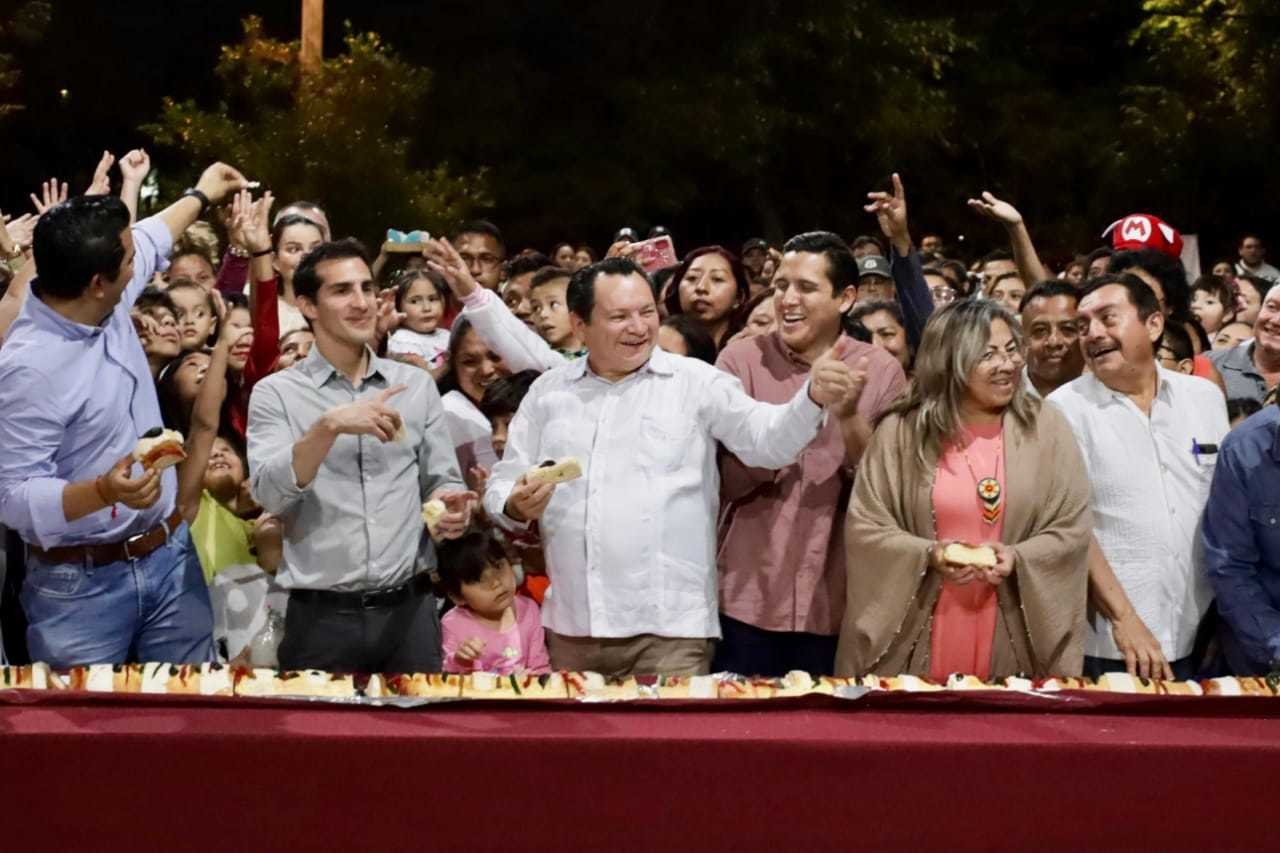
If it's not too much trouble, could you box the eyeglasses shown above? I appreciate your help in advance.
[459,252,502,269]
[930,286,956,305]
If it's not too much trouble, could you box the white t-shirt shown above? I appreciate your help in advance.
[442,389,498,474]
[1047,367,1229,661]
[388,327,451,368]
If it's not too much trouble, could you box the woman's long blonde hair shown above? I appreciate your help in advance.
[885,298,1039,471]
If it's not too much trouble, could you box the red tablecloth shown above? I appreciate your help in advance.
[1,691,1276,851]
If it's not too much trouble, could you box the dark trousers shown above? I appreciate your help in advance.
[711,613,838,677]
[278,586,442,674]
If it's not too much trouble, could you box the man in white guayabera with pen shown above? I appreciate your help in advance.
[424,251,864,678]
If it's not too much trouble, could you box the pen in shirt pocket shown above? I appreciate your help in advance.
[1191,439,1218,464]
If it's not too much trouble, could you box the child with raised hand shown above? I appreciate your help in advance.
[176,319,282,580]
[438,531,549,675]
[387,268,451,379]
[175,317,286,659]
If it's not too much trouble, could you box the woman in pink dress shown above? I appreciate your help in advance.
[835,299,1093,680]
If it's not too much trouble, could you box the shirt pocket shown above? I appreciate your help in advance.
[640,414,694,472]
[1249,504,1280,550]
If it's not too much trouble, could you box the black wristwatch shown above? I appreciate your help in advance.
[181,188,211,214]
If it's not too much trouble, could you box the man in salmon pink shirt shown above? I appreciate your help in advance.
[715,230,912,676]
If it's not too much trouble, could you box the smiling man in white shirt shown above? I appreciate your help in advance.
[478,257,858,676]
[1048,273,1229,681]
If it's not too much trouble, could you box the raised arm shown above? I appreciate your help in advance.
[865,172,934,349]
[117,149,151,224]
[967,191,1052,285]
[178,323,253,524]
[155,162,248,245]
[423,237,567,373]
[704,345,851,469]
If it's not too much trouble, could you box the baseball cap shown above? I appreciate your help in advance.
[613,227,639,244]
[857,255,892,280]
[1101,214,1184,259]
[742,238,768,253]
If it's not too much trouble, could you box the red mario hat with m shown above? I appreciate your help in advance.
[1101,213,1184,259]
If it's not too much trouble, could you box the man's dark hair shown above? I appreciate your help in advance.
[848,299,905,328]
[435,530,509,600]
[1108,248,1189,316]
[850,234,886,256]
[32,195,131,300]
[530,266,573,291]
[781,231,857,294]
[478,369,540,421]
[0,264,12,299]
[451,219,505,250]
[659,314,718,364]
[1084,246,1113,267]
[1019,280,1079,313]
[566,256,653,322]
[1239,233,1265,248]
[270,214,324,252]
[503,252,551,281]
[1237,274,1273,309]
[1079,272,1161,321]
[980,248,1013,265]
[1159,321,1194,363]
[293,238,371,303]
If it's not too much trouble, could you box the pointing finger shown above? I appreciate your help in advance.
[377,383,408,403]
[892,171,904,200]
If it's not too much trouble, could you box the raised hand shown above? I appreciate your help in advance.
[808,338,857,407]
[321,384,407,442]
[4,211,36,252]
[86,151,115,196]
[30,178,68,215]
[966,191,1024,228]
[130,310,160,346]
[605,239,637,260]
[193,162,250,206]
[421,237,480,299]
[119,149,151,185]
[376,289,405,338]
[228,189,273,253]
[864,172,911,252]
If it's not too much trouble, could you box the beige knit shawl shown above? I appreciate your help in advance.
[834,402,1092,678]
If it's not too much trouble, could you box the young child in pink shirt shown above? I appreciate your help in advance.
[438,532,550,675]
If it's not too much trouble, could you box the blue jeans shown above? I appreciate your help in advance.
[21,524,215,667]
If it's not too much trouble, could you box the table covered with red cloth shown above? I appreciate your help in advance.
[1,689,1276,851]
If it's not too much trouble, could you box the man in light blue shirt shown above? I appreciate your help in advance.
[0,163,248,666]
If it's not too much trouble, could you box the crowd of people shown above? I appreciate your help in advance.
[0,150,1278,685]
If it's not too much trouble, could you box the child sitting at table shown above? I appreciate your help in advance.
[437,531,549,675]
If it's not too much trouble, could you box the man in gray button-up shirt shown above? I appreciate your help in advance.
[248,240,472,672]
[1207,282,1280,406]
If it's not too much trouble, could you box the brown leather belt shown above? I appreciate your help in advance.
[29,508,185,569]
